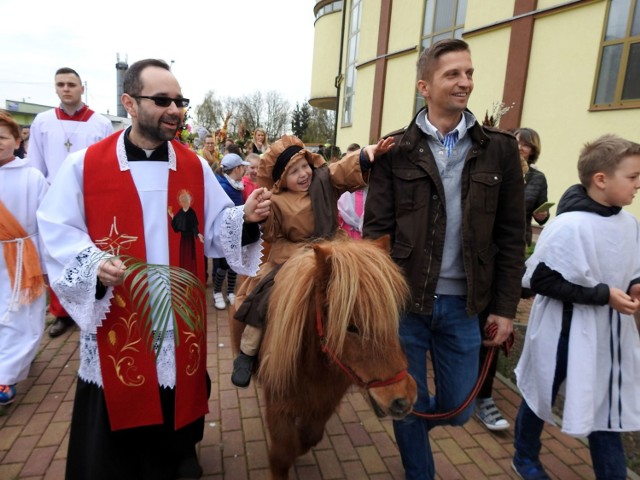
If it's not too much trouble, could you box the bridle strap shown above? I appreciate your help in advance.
[315,305,409,390]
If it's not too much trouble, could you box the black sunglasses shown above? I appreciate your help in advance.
[133,95,190,108]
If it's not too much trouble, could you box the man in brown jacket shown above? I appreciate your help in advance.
[363,38,525,480]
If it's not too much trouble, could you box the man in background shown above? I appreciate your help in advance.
[29,67,113,337]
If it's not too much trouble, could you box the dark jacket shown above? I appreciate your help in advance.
[363,108,525,318]
[216,173,244,206]
[524,167,549,245]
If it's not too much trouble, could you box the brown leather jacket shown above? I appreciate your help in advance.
[363,109,525,318]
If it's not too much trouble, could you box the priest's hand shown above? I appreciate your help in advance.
[244,187,272,223]
[98,257,126,287]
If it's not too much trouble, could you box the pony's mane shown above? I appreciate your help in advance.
[259,238,409,395]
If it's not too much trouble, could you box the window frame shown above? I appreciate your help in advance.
[591,0,640,111]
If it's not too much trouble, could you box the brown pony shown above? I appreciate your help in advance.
[257,236,417,480]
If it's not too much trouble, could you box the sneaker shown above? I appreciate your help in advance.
[512,455,550,480]
[227,293,236,306]
[0,384,16,406]
[476,397,510,431]
[213,292,226,310]
[231,352,256,388]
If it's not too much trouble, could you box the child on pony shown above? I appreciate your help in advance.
[231,134,394,388]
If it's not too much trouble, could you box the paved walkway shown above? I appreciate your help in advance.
[1,291,638,480]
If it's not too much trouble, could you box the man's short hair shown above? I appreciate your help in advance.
[417,38,470,81]
[347,143,361,153]
[578,134,640,187]
[225,144,243,156]
[55,67,81,81]
[123,59,171,96]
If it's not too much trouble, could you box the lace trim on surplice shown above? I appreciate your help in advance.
[220,206,262,276]
[78,330,177,388]
[51,246,113,333]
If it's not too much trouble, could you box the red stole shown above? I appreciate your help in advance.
[83,133,208,431]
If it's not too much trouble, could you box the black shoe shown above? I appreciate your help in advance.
[177,451,203,479]
[231,352,256,388]
[48,316,75,338]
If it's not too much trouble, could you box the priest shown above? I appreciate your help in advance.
[37,58,271,480]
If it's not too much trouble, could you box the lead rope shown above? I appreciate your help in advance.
[411,322,514,420]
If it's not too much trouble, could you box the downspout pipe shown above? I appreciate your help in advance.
[333,3,348,147]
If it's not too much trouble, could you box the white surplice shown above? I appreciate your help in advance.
[28,108,113,183]
[0,157,49,384]
[37,132,263,388]
[516,210,640,436]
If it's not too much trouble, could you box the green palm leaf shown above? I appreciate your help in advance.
[114,255,206,355]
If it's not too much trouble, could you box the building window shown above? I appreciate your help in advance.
[315,1,343,21]
[342,0,361,127]
[593,0,640,109]
[415,0,468,112]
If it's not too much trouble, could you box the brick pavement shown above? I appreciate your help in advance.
[1,291,638,480]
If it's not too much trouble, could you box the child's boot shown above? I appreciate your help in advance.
[231,351,256,388]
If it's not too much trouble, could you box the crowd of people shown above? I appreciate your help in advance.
[1,38,639,480]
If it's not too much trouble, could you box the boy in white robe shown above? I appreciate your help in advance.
[512,134,640,480]
[0,112,48,406]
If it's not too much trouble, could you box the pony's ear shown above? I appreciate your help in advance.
[312,243,333,285]
[370,235,391,253]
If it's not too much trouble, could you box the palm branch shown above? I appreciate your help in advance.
[116,255,206,355]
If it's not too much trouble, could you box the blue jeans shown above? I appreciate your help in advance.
[393,295,481,480]
[514,320,627,479]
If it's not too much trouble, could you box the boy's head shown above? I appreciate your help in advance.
[578,134,640,207]
[258,134,325,193]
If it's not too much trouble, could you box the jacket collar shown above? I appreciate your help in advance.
[400,108,489,160]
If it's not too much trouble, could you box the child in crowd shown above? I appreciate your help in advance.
[0,112,48,405]
[231,134,394,388]
[337,143,366,239]
[337,187,367,239]
[512,134,640,480]
[242,153,260,202]
[212,153,250,310]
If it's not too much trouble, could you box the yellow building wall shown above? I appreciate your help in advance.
[521,1,640,218]
[333,0,640,218]
[466,27,512,124]
[465,0,514,30]
[310,10,343,104]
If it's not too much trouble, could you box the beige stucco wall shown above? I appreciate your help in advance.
[466,26,512,125]
[310,10,343,106]
[329,0,640,218]
[521,1,640,218]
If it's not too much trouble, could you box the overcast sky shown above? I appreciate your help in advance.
[0,0,316,119]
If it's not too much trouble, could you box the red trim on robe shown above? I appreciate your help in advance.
[55,104,95,122]
[83,132,208,431]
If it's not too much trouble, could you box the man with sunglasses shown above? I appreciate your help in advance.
[29,67,114,339]
[37,58,272,480]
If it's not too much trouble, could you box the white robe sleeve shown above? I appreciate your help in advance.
[200,159,262,276]
[36,150,114,333]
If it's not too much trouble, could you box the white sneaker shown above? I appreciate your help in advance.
[476,397,510,431]
[213,292,226,310]
[227,293,236,306]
